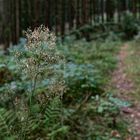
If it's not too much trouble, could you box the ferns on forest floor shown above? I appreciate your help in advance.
[0,26,66,139]
[0,27,130,139]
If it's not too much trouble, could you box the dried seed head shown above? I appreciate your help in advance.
[15,25,66,99]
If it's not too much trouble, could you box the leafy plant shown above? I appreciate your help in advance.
[0,30,129,139]
[63,63,103,104]
[0,26,66,139]
[120,12,140,39]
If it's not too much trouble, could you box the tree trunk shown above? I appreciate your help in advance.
[15,0,19,43]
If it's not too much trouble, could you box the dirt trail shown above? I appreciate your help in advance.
[112,44,140,140]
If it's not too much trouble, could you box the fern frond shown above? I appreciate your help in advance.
[45,97,62,124]
[25,116,40,132]
[0,108,16,137]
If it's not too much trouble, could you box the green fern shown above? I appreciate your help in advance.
[0,108,16,138]
[0,108,42,139]
[45,97,62,125]
[18,115,41,139]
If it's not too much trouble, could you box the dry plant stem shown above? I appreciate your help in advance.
[73,92,92,115]
[29,72,39,108]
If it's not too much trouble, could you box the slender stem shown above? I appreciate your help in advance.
[29,72,39,109]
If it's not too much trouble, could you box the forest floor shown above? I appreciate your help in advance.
[111,43,140,140]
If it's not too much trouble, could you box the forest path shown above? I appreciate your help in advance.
[111,43,140,140]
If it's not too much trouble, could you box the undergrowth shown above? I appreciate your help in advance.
[0,26,130,140]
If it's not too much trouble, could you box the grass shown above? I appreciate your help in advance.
[125,41,140,100]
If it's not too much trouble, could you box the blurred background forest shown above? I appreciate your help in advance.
[0,0,140,46]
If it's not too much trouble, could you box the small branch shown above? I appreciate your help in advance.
[74,92,92,114]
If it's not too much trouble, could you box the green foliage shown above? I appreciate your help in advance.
[109,96,132,108]
[0,29,130,139]
[59,38,120,81]
[0,26,66,139]
[0,108,16,138]
[63,63,103,104]
[121,12,140,39]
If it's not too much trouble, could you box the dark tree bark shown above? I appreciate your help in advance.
[69,0,75,29]
[0,0,4,44]
[61,0,66,40]
[101,0,104,22]
[34,0,40,27]
[15,0,19,43]
[76,0,80,28]
[106,0,114,22]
